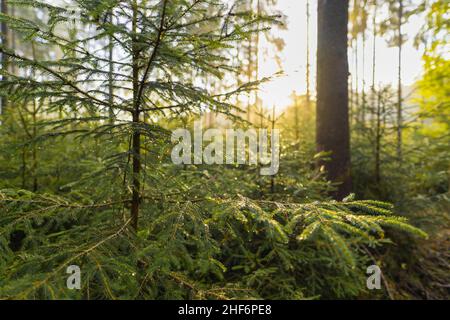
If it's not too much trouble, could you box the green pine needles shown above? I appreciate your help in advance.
[0,0,427,300]
[0,189,427,299]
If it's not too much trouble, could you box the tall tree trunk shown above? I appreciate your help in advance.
[397,0,403,162]
[361,31,366,125]
[353,0,359,121]
[371,2,377,92]
[21,145,26,187]
[246,0,254,122]
[354,38,359,120]
[375,90,382,184]
[306,0,311,105]
[270,104,276,193]
[316,0,352,200]
[131,0,141,231]
[370,1,378,144]
[129,0,167,231]
[10,2,15,75]
[254,0,261,124]
[0,0,8,115]
[293,93,300,142]
[31,43,38,192]
[108,10,115,123]
[349,40,354,125]
[32,99,38,192]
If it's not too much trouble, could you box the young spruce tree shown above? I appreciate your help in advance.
[0,0,426,299]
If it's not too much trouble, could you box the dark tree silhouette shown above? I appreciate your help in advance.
[0,0,8,115]
[316,0,352,200]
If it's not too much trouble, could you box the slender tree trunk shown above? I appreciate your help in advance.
[397,0,403,162]
[375,90,382,184]
[246,0,254,122]
[257,1,264,129]
[131,1,141,231]
[361,31,366,125]
[351,38,359,126]
[31,43,39,192]
[355,38,359,121]
[294,94,300,142]
[306,0,311,105]
[270,104,276,193]
[349,40,354,125]
[233,45,241,120]
[32,99,38,192]
[129,0,167,231]
[21,109,27,188]
[10,2,15,75]
[254,0,261,124]
[370,2,378,139]
[0,0,8,115]
[316,0,352,200]
[108,10,115,123]
[371,3,377,92]
[371,1,377,121]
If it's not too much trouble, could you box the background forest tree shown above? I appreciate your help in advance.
[0,0,448,300]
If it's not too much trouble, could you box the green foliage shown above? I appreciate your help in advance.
[0,0,436,300]
[0,188,426,299]
[349,0,449,300]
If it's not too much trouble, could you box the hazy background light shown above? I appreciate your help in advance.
[258,0,425,111]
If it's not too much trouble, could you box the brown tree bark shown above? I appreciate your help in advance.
[375,90,382,184]
[306,0,311,106]
[0,0,8,115]
[316,0,352,200]
[130,0,167,231]
[371,2,377,92]
[246,0,253,122]
[361,30,367,125]
[131,0,141,231]
[397,0,403,162]
[108,10,115,123]
[294,93,300,142]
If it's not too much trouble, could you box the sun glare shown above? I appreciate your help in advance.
[257,0,424,112]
